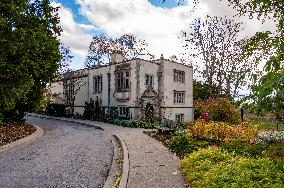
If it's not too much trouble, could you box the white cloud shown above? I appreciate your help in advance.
[74,0,276,61]
[51,2,93,57]
[75,0,196,58]
[196,0,276,39]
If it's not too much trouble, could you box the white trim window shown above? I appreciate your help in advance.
[145,74,153,87]
[94,75,103,93]
[116,71,130,92]
[175,114,184,122]
[174,69,185,83]
[174,91,185,104]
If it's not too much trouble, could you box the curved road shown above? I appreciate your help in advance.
[0,116,113,188]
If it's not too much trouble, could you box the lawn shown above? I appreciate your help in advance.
[250,120,284,131]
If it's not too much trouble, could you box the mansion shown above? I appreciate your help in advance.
[50,54,194,122]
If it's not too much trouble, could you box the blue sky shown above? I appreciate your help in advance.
[51,0,274,70]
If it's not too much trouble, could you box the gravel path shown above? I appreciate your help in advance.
[0,116,113,188]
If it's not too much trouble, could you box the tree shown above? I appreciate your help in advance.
[0,0,62,121]
[225,0,284,119]
[62,69,86,117]
[193,80,219,100]
[183,15,255,99]
[85,33,154,67]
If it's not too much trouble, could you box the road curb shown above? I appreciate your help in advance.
[0,124,44,155]
[113,135,129,188]
[27,113,103,131]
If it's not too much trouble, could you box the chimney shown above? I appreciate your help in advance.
[110,52,124,64]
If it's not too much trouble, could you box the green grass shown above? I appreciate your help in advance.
[249,121,284,131]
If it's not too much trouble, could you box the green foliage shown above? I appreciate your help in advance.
[0,113,4,125]
[83,99,104,121]
[194,98,241,124]
[83,99,96,120]
[221,140,266,158]
[129,120,158,129]
[45,103,66,117]
[0,0,61,121]
[112,119,132,127]
[226,0,284,119]
[93,100,103,121]
[193,80,219,100]
[111,119,158,129]
[169,134,209,154]
[181,147,284,187]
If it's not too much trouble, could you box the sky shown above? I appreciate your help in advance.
[50,0,276,70]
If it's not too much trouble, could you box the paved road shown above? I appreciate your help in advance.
[0,116,113,188]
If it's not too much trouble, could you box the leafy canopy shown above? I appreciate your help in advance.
[0,0,62,121]
[226,0,284,118]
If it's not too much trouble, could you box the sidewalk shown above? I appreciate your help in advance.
[28,114,185,188]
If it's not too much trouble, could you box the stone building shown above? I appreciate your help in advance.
[50,54,193,122]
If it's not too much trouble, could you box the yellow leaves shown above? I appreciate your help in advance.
[186,120,259,143]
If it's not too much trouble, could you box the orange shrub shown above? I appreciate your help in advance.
[186,120,259,143]
[233,123,259,143]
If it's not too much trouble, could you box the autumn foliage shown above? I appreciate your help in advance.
[194,98,241,124]
[186,120,259,143]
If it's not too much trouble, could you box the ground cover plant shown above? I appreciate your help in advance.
[147,118,284,187]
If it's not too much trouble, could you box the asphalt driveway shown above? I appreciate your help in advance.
[0,116,113,188]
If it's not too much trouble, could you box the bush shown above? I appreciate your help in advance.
[181,147,284,187]
[83,99,95,120]
[181,147,232,186]
[186,120,259,143]
[194,98,241,124]
[221,140,266,158]
[129,120,158,129]
[112,119,132,127]
[45,103,66,117]
[169,134,209,155]
[257,130,284,144]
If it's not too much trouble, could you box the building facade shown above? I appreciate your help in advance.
[50,55,194,122]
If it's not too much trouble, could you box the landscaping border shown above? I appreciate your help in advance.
[0,124,44,155]
[27,113,103,131]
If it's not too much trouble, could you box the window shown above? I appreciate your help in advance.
[174,69,185,83]
[174,91,185,104]
[145,74,153,87]
[63,80,74,106]
[94,75,103,93]
[116,71,130,91]
[119,107,130,118]
[175,114,184,122]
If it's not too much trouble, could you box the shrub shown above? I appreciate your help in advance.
[181,147,284,187]
[186,120,259,143]
[181,147,232,186]
[257,130,284,144]
[264,143,284,160]
[194,98,241,124]
[45,103,66,117]
[221,140,267,158]
[169,134,209,155]
[83,99,95,120]
[0,113,4,125]
[113,119,132,127]
[129,120,158,129]
[202,158,284,188]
